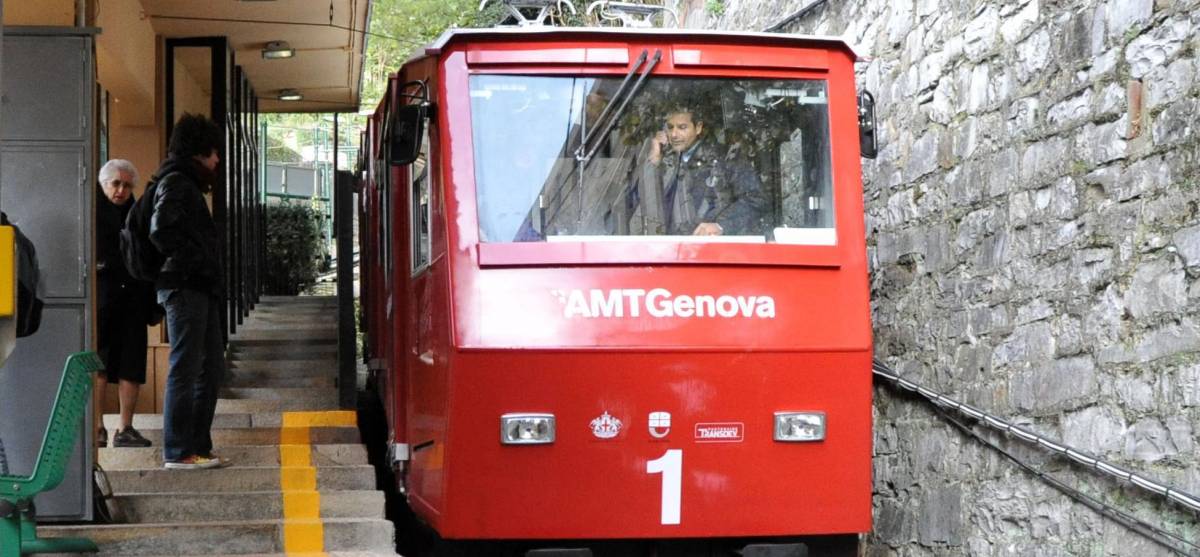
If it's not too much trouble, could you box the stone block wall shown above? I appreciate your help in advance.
[680,0,1200,554]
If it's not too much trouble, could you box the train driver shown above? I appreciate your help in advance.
[632,106,770,237]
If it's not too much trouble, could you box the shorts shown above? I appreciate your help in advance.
[98,291,149,384]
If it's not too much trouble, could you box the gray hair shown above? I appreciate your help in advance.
[98,159,139,186]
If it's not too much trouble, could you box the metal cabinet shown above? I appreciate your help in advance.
[0,28,95,521]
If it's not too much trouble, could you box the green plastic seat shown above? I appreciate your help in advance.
[0,351,104,556]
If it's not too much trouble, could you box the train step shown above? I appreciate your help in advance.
[39,518,394,555]
[100,444,368,470]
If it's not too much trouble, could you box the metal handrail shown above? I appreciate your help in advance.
[873,360,1200,514]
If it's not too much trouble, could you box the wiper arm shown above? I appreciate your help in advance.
[575,49,648,159]
[576,49,662,170]
[543,49,661,234]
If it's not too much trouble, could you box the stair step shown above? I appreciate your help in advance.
[250,304,338,312]
[226,374,335,389]
[112,490,385,522]
[104,426,359,447]
[100,444,368,470]
[229,334,338,346]
[221,387,339,404]
[259,295,337,304]
[238,316,336,326]
[105,465,377,493]
[227,365,336,379]
[216,398,340,413]
[135,552,398,557]
[107,410,355,431]
[107,413,255,430]
[231,344,338,359]
[241,310,338,319]
[77,297,394,557]
[228,359,337,372]
[40,518,394,555]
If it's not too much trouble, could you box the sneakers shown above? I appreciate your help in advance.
[112,426,152,448]
[197,453,232,469]
[163,455,223,470]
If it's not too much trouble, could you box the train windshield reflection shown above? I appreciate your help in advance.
[470,75,835,244]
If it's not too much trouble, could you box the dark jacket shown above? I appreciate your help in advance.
[148,156,224,297]
[97,189,155,319]
[635,140,770,236]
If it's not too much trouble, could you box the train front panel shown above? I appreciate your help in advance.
[396,29,873,542]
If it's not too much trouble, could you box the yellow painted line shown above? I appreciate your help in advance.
[280,466,318,491]
[282,491,321,519]
[280,426,312,445]
[279,410,353,557]
[282,410,357,428]
[279,444,312,468]
[283,520,326,554]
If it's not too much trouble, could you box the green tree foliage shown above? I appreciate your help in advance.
[362,0,483,109]
[264,203,325,295]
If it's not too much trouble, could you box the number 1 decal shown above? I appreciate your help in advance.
[646,449,682,525]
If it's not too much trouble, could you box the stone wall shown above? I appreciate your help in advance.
[680,0,1200,554]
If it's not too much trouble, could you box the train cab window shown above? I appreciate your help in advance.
[411,123,432,272]
[469,75,835,245]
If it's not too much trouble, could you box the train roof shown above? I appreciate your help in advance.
[414,26,859,63]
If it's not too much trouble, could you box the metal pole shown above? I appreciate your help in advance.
[334,113,356,409]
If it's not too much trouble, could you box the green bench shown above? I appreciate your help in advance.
[0,351,104,556]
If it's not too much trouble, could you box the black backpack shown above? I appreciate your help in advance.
[0,212,44,338]
[120,177,168,282]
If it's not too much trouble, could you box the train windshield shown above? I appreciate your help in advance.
[470,75,835,244]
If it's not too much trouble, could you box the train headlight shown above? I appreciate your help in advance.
[501,413,555,445]
[773,412,825,442]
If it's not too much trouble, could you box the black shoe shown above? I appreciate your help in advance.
[112,426,152,448]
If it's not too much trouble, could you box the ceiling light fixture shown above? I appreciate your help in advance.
[278,89,303,101]
[262,41,295,59]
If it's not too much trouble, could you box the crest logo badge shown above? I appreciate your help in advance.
[648,411,672,439]
[590,411,623,439]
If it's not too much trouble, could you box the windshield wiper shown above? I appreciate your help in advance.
[575,48,662,170]
[539,49,661,235]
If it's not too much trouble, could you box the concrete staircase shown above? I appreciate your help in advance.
[43,296,397,556]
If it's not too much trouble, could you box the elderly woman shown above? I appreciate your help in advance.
[97,159,156,448]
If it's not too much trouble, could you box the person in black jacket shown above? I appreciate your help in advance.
[97,159,155,448]
[634,106,769,237]
[150,114,228,470]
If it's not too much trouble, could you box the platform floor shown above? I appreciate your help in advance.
[42,295,398,556]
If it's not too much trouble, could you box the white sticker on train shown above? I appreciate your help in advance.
[553,288,776,319]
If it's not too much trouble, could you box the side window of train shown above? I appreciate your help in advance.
[411,124,432,274]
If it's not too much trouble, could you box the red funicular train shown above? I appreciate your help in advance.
[359,2,876,555]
